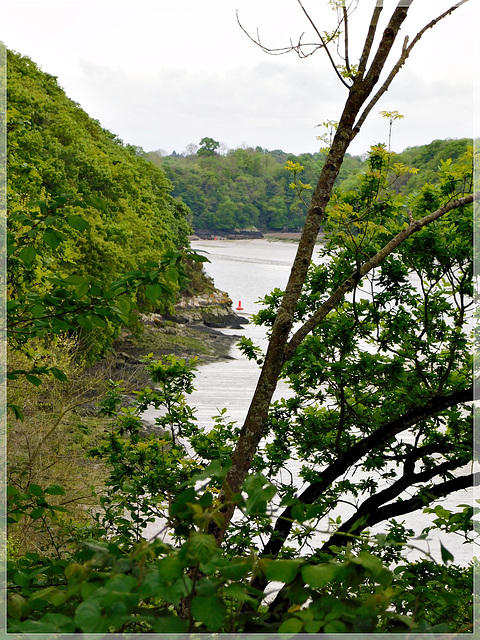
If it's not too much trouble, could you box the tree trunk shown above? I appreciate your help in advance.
[213,3,413,543]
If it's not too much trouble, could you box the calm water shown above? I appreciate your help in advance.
[147,238,475,565]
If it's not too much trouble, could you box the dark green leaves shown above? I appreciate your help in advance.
[265,559,303,584]
[191,596,226,631]
[18,245,36,266]
[42,227,64,250]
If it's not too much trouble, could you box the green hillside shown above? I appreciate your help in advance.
[7,50,192,290]
[145,137,473,233]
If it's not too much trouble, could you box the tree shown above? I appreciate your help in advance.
[7,2,478,635]
[234,143,475,606]
[197,136,220,157]
[7,150,476,633]
[183,142,199,156]
[216,0,477,543]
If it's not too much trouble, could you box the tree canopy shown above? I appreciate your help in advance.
[146,137,472,233]
[7,50,192,292]
[6,0,478,635]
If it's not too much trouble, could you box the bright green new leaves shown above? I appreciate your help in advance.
[242,473,277,515]
[6,49,199,395]
[246,145,474,588]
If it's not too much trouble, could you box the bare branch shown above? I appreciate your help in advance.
[236,6,349,86]
[258,385,472,559]
[323,469,477,551]
[284,192,477,360]
[296,0,350,88]
[236,10,327,58]
[342,4,351,73]
[356,2,383,80]
[353,1,470,136]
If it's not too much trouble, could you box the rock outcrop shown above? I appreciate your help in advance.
[154,290,249,329]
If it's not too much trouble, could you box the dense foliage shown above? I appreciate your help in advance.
[7,50,192,294]
[7,145,475,635]
[145,137,472,233]
[240,144,474,560]
[6,49,205,553]
[6,7,476,629]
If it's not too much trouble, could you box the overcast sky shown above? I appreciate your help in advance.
[2,0,478,156]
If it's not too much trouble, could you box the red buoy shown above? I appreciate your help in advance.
[236,301,244,310]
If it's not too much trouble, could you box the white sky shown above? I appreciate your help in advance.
[1,0,478,156]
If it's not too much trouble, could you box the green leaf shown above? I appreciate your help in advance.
[184,533,217,564]
[114,297,133,316]
[190,595,226,631]
[49,367,68,382]
[19,246,36,266]
[243,473,276,515]
[43,228,61,250]
[62,274,86,285]
[90,315,106,328]
[157,556,185,583]
[20,613,76,634]
[29,586,68,607]
[30,507,45,520]
[76,315,93,331]
[215,557,253,580]
[74,601,107,633]
[44,484,66,496]
[7,593,30,621]
[84,194,107,212]
[191,458,232,482]
[67,215,89,232]
[351,550,385,577]
[440,542,454,564]
[265,559,303,584]
[279,617,304,633]
[152,615,188,633]
[75,281,90,299]
[291,504,306,522]
[8,403,24,421]
[155,578,189,606]
[25,374,42,387]
[301,562,339,589]
[222,582,257,604]
[28,484,43,497]
[13,571,30,589]
[195,577,219,597]
[145,283,163,301]
[164,267,179,283]
[30,304,45,318]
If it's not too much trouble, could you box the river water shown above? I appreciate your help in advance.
[149,238,476,566]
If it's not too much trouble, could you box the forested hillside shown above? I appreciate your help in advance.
[8,50,192,292]
[145,137,472,233]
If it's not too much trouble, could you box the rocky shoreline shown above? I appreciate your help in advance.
[191,228,264,240]
[100,289,248,390]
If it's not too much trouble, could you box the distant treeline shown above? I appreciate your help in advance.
[144,137,472,233]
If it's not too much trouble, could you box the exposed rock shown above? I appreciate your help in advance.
[161,290,249,329]
[192,228,264,240]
